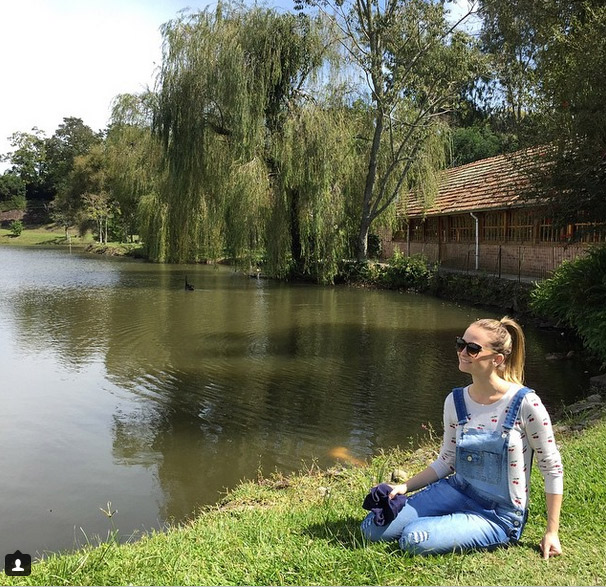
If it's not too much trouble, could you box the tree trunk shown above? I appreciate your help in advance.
[289,188,303,273]
[357,217,371,262]
[357,108,384,262]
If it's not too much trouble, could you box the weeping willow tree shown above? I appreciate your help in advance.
[268,103,364,282]
[150,2,327,264]
[105,92,163,244]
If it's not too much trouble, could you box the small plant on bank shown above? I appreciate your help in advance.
[9,219,24,237]
[99,501,120,545]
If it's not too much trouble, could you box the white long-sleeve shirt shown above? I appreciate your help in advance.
[430,384,564,510]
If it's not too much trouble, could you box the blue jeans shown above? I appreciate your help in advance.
[360,475,525,555]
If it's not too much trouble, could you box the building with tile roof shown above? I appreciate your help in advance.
[381,147,603,279]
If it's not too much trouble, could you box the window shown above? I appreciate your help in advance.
[409,219,425,242]
[425,218,439,240]
[483,212,505,242]
[448,214,474,242]
[538,217,563,242]
[507,210,534,242]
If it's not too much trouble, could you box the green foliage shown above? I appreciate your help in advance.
[9,220,23,236]
[450,123,517,166]
[45,117,102,195]
[0,194,26,213]
[1,128,49,199]
[152,3,328,265]
[269,105,360,284]
[479,0,606,228]
[530,245,606,366]
[338,260,384,285]
[0,171,27,211]
[366,233,382,259]
[479,0,542,130]
[106,93,162,243]
[0,171,26,200]
[338,253,436,292]
[380,251,436,291]
[539,2,606,229]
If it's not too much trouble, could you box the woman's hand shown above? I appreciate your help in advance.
[540,531,562,559]
[388,483,408,499]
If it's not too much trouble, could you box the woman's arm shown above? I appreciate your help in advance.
[540,492,562,559]
[521,394,564,558]
[388,466,439,498]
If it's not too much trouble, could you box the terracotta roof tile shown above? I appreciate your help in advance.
[399,146,549,218]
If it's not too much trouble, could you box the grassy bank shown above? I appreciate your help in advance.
[0,224,94,248]
[2,412,605,586]
[0,224,142,256]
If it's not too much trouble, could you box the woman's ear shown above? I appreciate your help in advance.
[493,353,505,367]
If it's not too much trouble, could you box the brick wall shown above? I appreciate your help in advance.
[381,235,589,279]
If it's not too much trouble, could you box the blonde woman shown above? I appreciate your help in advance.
[361,317,563,558]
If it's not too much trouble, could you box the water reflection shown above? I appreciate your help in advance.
[0,247,592,556]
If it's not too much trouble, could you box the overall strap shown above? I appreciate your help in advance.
[503,386,533,431]
[452,387,468,425]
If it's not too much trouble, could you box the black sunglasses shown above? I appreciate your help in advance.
[455,336,484,357]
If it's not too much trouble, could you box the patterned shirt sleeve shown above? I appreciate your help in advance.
[519,393,564,494]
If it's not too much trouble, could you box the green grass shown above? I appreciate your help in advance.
[0,224,94,248]
[0,225,142,256]
[2,417,605,586]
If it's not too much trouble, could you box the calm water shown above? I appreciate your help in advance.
[0,247,591,557]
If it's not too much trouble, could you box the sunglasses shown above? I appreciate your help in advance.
[455,336,484,357]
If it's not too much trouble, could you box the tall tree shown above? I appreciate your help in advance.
[52,143,110,240]
[478,0,542,132]
[268,103,363,281]
[106,92,162,243]
[537,1,606,231]
[45,117,102,197]
[1,128,49,199]
[480,0,606,233]
[295,0,483,260]
[152,3,328,266]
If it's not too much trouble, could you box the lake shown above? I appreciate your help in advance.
[0,246,590,557]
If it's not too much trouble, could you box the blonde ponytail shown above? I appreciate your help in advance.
[474,316,526,385]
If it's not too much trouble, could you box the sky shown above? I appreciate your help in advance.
[0,0,210,167]
[0,0,473,171]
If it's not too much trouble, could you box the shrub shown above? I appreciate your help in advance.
[338,260,383,285]
[9,220,24,237]
[530,245,606,366]
[380,251,436,291]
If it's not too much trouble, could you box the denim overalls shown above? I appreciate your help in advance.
[361,386,533,554]
[452,385,532,542]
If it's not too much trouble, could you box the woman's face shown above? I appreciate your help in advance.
[457,323,500,376]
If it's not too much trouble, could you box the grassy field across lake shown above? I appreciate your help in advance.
[0,224,94,248]
[0,225,142,256]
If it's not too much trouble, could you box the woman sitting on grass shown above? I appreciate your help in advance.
[361,316,563,558]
